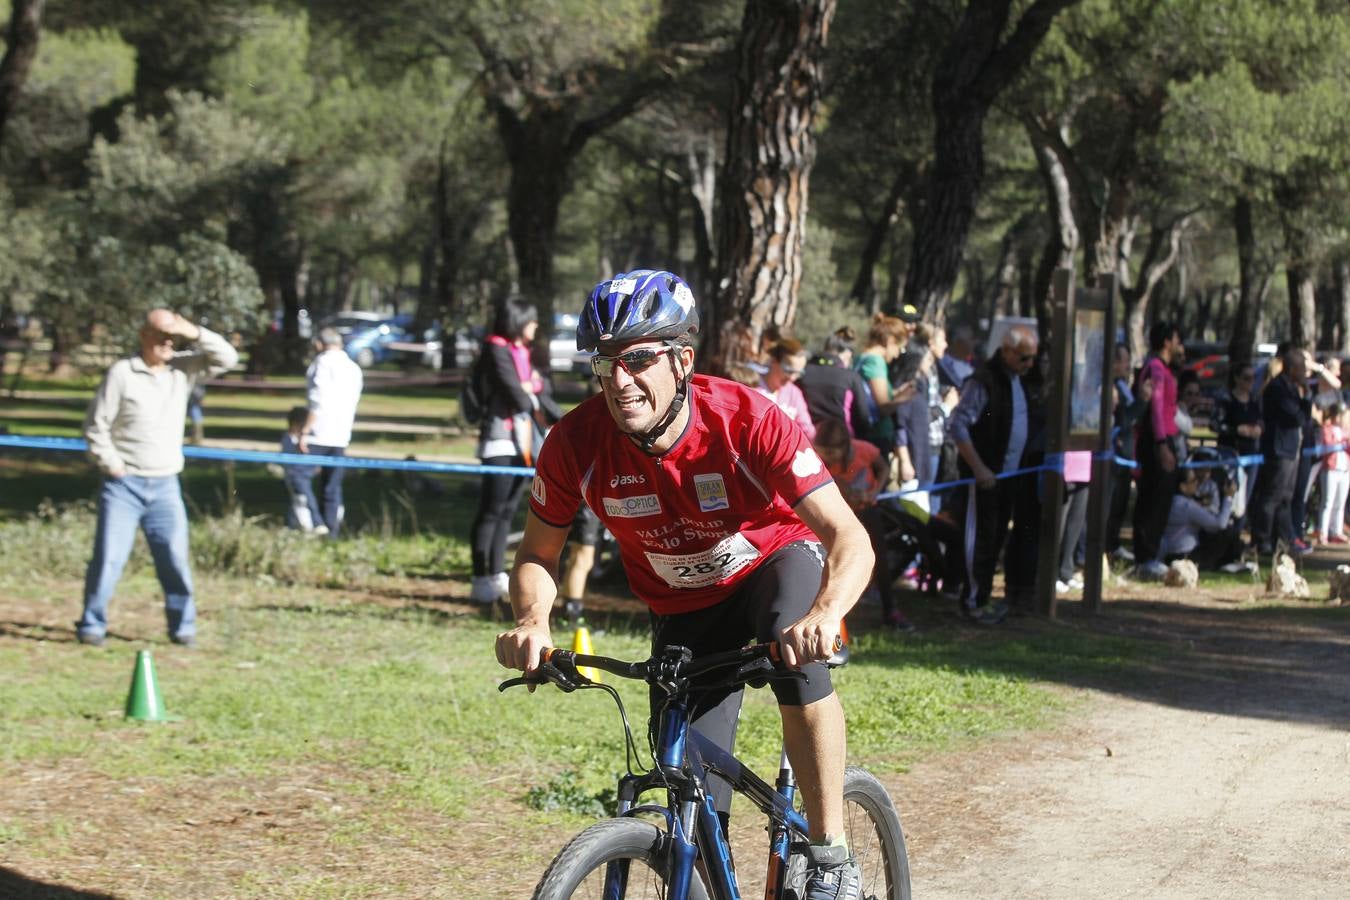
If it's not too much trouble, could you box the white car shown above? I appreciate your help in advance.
[551,312,594,374]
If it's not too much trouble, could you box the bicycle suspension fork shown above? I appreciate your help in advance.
[763,744,797,900]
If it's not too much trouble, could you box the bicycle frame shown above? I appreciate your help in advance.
[608,690,812,900]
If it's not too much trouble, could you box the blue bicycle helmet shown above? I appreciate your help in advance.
[577,269,699,352]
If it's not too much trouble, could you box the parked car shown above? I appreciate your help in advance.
[317,311,385,340]
[451,313,592,374]
[452,324,485,369]
[384,321,445,370]
[551,312,593,374]
[344,316,417,368]
[1183,341,1229,399]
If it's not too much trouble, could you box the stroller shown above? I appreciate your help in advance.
[874,497,960,597]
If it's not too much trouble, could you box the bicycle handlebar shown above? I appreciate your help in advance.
[497,637,844,695]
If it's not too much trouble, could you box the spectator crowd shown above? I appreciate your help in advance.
[75,292,1350,645]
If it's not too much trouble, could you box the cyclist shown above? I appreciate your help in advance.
[496,269,873,899]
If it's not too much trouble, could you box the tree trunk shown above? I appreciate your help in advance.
[904,99,984,320]
[434,140,457,326]
[686,135,718,307]
[1230,194,1263,369]
[1317,281,1339,351]
[1338,258,1350,356]
[1016,242,1036,320]
[708,0,837,371]
[903,0,1079,319]
[0,0,44,145]
[1274,173,1320,349]
[848,165,908,309]
[500,110,571,328]
[1029,125,1078,330]
[1121,215,1190,360]
[1286,264,1317,350]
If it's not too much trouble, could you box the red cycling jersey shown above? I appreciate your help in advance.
[529,375,833,615]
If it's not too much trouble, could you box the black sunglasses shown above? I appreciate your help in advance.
[590,346,673,379]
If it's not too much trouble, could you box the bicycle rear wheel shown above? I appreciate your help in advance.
[532,818,711,900]
[840,765,911,900]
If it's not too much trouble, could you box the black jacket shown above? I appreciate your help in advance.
[1260,375,1310,461]
[798,356,874,437]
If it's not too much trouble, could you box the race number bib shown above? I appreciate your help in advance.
[645,533,761,589]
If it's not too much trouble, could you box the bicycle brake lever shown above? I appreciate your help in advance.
[736,656,775,689]
[497,675,545,693]
[497,660,590,694]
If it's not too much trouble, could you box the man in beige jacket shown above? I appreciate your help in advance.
[77,309,238,647]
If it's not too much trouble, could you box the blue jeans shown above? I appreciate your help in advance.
[307,445,346,538]
[284,466,321,530]
[926,452,943,515]
[78,475,195,641]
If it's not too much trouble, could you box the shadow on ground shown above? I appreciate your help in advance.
[0,868,117,899]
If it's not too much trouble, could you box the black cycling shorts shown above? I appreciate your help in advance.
[648,540,832,812]
[569,504,602,547]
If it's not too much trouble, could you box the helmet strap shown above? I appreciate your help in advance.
[631,348,691,453]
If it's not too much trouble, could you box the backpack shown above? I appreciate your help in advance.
[461,354,488,425]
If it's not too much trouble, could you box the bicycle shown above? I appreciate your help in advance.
[500,641,912,899]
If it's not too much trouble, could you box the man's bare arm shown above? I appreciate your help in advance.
[495,511,570,673]
[780,483,874,667]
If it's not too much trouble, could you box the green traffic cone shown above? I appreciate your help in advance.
[125,649,168,722]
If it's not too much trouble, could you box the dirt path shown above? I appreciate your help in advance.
[897,598,1350,899]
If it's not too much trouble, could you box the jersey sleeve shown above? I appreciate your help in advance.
[743,400,834,506]
[527,418,583,528]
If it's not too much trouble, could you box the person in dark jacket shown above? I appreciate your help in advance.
[1105,343,1152,561]
[946,325,1040,624]
[892,346,933,510]
[469,297,546,604]
[1214,360,1263,523]
[797,329,874,438]
[1248,347,1314,556]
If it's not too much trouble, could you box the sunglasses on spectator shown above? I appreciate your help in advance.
[780,364,804,376]
[590,346,673,379]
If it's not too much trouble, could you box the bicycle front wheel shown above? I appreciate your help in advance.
[841,765,911,900]
[532,818,711,900]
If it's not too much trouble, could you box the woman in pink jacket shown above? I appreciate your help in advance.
[757,337,816,441]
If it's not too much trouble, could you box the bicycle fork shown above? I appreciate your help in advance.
[763,745,796,900]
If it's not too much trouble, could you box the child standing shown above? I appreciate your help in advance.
[282,405,325,534]
[1316,403,1349,544]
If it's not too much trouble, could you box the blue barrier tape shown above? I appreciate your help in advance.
[0,434,537,477]
[1101,449,1291,470]
[876,462,1054,501]
[4,429,1344,492]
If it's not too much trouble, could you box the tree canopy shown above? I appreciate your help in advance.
[1,0,1347,369]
